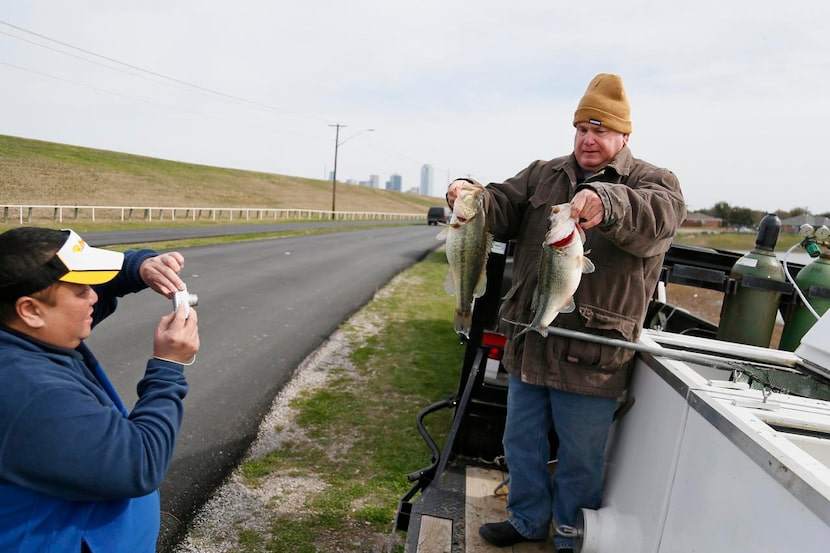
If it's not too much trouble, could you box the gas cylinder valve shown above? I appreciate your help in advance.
[815,225,830,244]
[798,224,822,258]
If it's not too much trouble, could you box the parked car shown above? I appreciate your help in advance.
[427,206,451,225]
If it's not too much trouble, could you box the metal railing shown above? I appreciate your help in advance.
[1,204,426,224]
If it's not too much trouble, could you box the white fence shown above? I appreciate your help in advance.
[1,204,426,224]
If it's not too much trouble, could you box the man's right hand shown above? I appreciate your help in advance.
[446,178,483,207]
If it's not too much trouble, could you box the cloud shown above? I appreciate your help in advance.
[1,1,829,211]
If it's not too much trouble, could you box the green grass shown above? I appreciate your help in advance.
[219,250,463,552]
[675,230,803,252]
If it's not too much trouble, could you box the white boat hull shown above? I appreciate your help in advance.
[580,331,830,552]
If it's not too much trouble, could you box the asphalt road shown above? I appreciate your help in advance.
[83,223,443,549]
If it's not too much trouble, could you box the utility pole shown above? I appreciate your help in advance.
[329,123,345,220]
[329,124,374,220]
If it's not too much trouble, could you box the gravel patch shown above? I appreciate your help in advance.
[173,279,403,552]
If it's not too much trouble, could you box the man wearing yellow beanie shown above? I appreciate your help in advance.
[446,74,685,551]
[572,72,632,134]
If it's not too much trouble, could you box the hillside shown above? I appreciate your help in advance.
[0,134,439,214]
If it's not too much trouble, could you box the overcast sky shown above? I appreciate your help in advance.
[1,1,828,213]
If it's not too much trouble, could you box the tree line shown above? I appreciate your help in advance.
[698,203,830,228]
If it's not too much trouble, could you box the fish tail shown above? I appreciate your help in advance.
[454,309,472,339]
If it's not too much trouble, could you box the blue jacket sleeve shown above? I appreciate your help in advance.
[91,248,157,326]
[1,357,187,501]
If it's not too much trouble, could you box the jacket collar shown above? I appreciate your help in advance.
[0,324,85,359]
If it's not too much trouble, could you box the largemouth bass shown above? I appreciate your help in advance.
[437,184,493,338]
[508,202,595,338]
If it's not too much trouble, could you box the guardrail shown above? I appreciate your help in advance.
[1,204,426,224]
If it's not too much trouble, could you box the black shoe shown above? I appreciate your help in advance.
[479,520,544,547]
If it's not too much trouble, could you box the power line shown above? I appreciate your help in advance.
[0,19,333,124]
[0,60,318,142]
[0,20,448,188]
[0,28,218,101]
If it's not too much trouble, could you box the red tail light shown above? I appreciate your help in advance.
[482,331,506,361]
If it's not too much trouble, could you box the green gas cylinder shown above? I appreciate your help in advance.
[778,253,830,351]
[717,214,790,347]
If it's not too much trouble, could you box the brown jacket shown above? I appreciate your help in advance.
[485,146,686,398]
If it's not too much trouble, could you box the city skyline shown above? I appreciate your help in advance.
[330,166,440,197]
[420,164,434,196]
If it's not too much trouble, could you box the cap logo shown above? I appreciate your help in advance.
[588,118,602,126]
[72,239,87,253]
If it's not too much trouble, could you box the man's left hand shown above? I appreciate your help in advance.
[140,252,186,298]
[570,189,604,230]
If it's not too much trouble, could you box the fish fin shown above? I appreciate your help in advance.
[502,317,548,338]
[518,324,549,338]
[530,285,540,313]
[436,226,449,240]
[471,232,494,299]
[473,270,488,298]
[473,276,488,299]
[444,271,456,295]
[577,225,587,244]
[455,309,472,339]
[581,256,596,274]
[561,298,576,313]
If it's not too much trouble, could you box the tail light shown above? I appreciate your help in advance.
[482,331,506,360]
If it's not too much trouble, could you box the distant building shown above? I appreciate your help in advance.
[681,212,722,229]
[358,175,380,188]
[420,164,434,196]
[386,173,402,192]
[780,214,830,233]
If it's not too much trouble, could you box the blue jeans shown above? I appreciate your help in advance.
[503,374,617,550]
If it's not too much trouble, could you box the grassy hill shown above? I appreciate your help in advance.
[0,134,440,215]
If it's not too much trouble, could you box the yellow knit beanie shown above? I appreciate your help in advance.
[573,73,632,134]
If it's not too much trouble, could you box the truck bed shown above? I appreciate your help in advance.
[412,465,551,553]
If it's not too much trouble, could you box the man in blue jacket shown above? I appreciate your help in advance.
[0,227,200,553]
